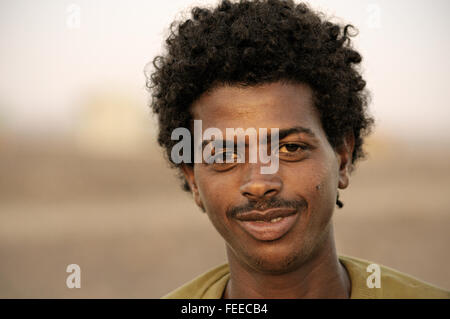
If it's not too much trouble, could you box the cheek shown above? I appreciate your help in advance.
[195,169,226,210]
[306,157,340,222]
[286,155,338,216]
[194,168,234,232]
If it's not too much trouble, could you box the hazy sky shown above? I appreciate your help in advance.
[0,0,449,142]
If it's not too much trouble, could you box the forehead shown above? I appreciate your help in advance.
[190,82,323,133]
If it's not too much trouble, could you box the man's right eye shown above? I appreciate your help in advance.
[208,151,239,164]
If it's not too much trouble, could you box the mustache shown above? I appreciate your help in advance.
[226,197,308,219]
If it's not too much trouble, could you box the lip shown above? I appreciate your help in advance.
[234,208,299,241]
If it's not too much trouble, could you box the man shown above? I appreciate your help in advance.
[147,0,449,298]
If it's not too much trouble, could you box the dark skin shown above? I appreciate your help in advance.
[182,81,354,298]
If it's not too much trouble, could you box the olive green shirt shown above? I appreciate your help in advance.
[162,255,450,299]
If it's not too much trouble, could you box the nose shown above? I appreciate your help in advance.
[239,165,282,201]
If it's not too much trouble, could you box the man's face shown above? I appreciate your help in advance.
[182,81,352,274]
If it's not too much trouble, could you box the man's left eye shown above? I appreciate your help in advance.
[279,143,306,153]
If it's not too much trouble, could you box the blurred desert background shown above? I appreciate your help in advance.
[0,0,449,298]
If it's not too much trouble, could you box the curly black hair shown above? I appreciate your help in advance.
[146,0,374,207]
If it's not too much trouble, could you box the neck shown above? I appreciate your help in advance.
[223,226,351,299]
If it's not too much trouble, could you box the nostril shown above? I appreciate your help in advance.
[243,191,257,200]
[264,189,277,197]
[240,179,282,200]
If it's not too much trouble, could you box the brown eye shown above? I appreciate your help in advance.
[207,151,241,172]
[286,144,299,152]
[216,151,238,162]
[206,150,240,164]
[279,143,305,153]
[277,143,310,162]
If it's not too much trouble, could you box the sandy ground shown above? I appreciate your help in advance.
[0,138,449,298]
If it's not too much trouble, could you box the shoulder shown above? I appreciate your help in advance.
[339,255,450,299]
[161,263,230,299]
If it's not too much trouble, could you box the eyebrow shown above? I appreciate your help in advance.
[278,126,316,140]
[201,126,316,149]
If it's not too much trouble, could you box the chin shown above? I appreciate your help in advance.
[244,246,308,274]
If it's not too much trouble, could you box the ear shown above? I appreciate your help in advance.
[336,133,355,190]
[180,164,206,212]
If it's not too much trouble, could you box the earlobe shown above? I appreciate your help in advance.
[337,133,355,190]
[338,174,349,189]
[181,164,196,191]
[181,164,206,212]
